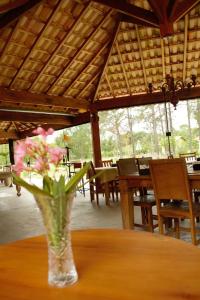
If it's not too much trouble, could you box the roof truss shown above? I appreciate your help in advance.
[0,0,42,30]
[0,87,89,111]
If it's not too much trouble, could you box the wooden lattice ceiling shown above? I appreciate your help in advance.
[0,0,200,143]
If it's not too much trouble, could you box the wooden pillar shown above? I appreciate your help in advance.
[90,111,102,167]
[8,139,15,165]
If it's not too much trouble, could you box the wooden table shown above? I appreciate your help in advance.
[119,171,200,229]
[95,167,118,205]
[1,229,200,300]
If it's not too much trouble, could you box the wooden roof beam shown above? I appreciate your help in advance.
[0,0,42,30]
[92,0,159,27]
[169,0,200,23]
[92,18,121,101]
[148,0,173,36]
[0,111,73,125]
[91,86,200,111]
[0,87,89,111]
[0,129,19,139]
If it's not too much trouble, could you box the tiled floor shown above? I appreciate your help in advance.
[0,181,199,245]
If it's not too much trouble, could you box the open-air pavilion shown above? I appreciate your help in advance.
[1,1,200,299]
[0,0,200,165]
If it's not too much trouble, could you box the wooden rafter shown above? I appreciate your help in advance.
[91,86,200,111]
[47,9,113,93]
[79,72,100,97]
[0,1,28,13]
[135,25,148,90]
[63,41,110,95]
[183,14,189,82]
[92,18,121,101]
[160,38,166,79]
[0,87,89,110]
[0,0,42,30]
[105,73,115,96]
[0,111,73,125]
[115,40,131,94]
[9,0,63,88]
[169,0,200,22]
[28,3,90,91]
[92,0,159,27]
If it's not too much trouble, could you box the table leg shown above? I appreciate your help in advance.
[119,180,134,229]
[104,183,110,206]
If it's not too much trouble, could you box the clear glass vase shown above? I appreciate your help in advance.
[34,192,78,287]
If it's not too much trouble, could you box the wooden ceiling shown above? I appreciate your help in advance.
[0,0,200,143]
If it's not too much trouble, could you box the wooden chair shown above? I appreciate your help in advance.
[101,159,113,167]
[117,158,138,175]
[149,158,200,245]
[179,152,197,162]
[87,161,115,205]
[137,157,152,175]
[68,162,85,196]
[117,159,157,232]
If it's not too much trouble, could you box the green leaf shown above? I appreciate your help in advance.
[65,162,91,193]
[13,174,50,197]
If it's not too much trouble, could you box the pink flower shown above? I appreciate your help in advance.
[13,161,26,176]
[49,147,66,165]
[33,127,54,137]
[14,142,27,163]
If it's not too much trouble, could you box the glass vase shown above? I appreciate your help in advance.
[34,192,78,287]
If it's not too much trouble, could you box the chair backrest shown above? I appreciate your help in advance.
[117,158,138,176]
[149,158,191,201]
[137,157,152,168]
[101,159,113,167]
[179,152,196,162]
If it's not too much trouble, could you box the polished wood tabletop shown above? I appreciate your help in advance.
[1,229,200,300]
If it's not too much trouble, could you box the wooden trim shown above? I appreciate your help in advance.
[0,111,73,125]
[91,87,200,111]
[92,0,159,27]
[0,0,42,30]
[0,87,89,110]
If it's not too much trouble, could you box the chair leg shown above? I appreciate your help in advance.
[174,218,180,239]
[159,216,164,235]
[147,207,154,232]
[194,192,200,222]
[190,217,197,245]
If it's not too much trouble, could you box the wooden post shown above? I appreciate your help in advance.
[90,111,102,167]
[8,139,15,165]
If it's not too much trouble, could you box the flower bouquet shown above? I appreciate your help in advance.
[13,127,90,287]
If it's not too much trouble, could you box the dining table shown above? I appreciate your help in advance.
[1,228,200,300]
[119,170,200,229]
